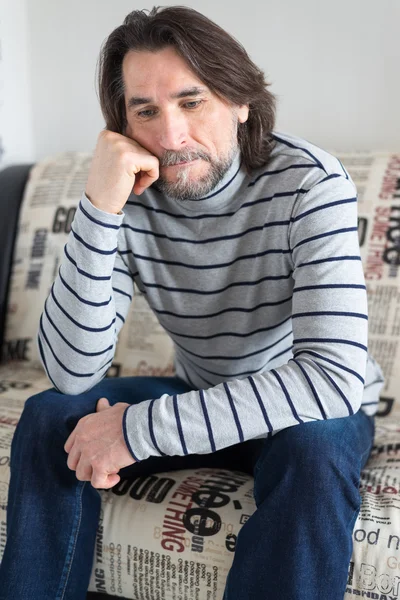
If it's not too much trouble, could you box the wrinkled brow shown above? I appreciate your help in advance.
[127,86,208,109]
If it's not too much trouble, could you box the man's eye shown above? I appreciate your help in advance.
[137,109,156,118]
[184,100,202,109]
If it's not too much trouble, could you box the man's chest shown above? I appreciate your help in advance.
[119,205,295,336]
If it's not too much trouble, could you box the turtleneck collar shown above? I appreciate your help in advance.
[159,149,248,213]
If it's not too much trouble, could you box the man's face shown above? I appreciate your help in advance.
[122,46,249,200]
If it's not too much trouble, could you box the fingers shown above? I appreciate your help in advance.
[64,429,76,454]
[96,397,110,412]
[76,460,93,483]
[133,168,159,195]
[91,469,120,490]
[67,446,120,488]
[67,447,81,471]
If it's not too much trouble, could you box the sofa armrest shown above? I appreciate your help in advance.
[0,164,34,362]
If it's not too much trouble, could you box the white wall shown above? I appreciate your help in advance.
[6,0,400,166]
[0,0,34,168]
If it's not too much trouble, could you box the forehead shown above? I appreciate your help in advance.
[122,46,206,96]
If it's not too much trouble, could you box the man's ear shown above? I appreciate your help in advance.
[237,105,249,124]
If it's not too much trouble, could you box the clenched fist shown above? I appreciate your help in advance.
[64,397,136,489]
[85,125,159,215]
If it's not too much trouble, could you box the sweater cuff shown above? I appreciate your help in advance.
[123,397,172,461]
[122,405,141,463]
[80,191,125,224]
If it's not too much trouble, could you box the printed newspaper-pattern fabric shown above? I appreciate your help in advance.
[0,149,399,598]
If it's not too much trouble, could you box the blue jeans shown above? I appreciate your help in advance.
[0,376,375,600]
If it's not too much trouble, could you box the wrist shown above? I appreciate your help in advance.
[85,192,123,215]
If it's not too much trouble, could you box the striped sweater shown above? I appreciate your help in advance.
[37,130,385,462]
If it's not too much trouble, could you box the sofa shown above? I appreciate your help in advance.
[0,149,399,599]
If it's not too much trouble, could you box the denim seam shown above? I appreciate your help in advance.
[345,446,371,530]
[56,481,86,600]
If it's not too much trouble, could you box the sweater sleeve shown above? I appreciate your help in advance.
[123,174,369,462]
[37,192,134,394]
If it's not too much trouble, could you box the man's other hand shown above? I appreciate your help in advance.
[64,397,135,489]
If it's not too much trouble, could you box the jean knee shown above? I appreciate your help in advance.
[20,387,96,439]
[256,418,362,484]
[254,420,364,511]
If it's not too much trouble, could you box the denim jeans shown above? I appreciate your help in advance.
[0,375,375,600]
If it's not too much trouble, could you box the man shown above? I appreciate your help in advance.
[0,6,384,600]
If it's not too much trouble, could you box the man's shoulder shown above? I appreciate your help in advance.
[255,130,351,182]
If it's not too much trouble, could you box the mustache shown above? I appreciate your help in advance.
[159,148,211,167]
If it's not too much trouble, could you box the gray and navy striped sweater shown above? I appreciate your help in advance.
[37,130,385,462]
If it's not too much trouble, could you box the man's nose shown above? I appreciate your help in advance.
[156,111,188,151]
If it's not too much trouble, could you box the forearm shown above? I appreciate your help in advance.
[38,192,133,394]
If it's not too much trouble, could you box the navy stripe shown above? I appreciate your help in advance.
[294,283,366,293]
[126,187,307,220]
[292,227,358,251]
[223,382,244,443]
[37,334,62,393]
[123,248,291,270]
[176,346,271,379]
[177,342,292,380]
[310,360,354,415]
[270,369,303,423]
[172,329,292,362]
[183,160,243,201]
[293,349,365,384]
[59,268,112,307]
[152,297,292,319]
[43,299,113,357]
[292,311,368,320]
[313,173,343,185]
[361,400,379,406]
[148,399,167,456]
[122,219,290,244]
[337,158,350,179]
[122,407,141,462]
[297,256,361,268]
[199,390,216,452]
[51,283,115,332]
[294,337,367,352]
[290,358,327,419]
[79,200,121,229]
[173,395,188,455]
[142,275,293,296]
[112,286,133,301]
[180,358,213,387]
[71,225,117,255]
[268,344,294,362]
[64,245,111,281]
[364,378,385,389]
[291,197,356,222]
[164,316,292,339]
[39,314,112,378]
[113,266,134,278]
[177,347,268,379]
[116,312,125,323]
[248,163,315,186]
[270,134,328,174]
[247,376,273,433]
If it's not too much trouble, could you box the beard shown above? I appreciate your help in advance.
[153,115,239,201]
